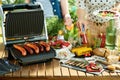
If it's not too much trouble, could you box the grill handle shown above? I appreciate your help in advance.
[2,4,41,11]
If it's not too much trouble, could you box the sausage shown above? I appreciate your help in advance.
[33,43,44,52]
[25,43,39,54]
[23,45,33,54]
[39,41,50,51]
[13,44,27,56]
[39,45,44,52]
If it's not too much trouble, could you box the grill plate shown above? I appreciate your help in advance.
[9,46,56,65]
[5,9,44,38]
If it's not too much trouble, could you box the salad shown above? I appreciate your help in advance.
[93,10,120,19]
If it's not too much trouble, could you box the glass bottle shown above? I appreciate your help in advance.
[80,24,88,46]
[115,17,120,52]
[98,33,106,48]
[106,19,116,50]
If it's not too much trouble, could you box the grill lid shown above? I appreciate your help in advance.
[5,9,44,38]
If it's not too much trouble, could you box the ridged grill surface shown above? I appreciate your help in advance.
[9,46,56,65]
[5,9,44,38]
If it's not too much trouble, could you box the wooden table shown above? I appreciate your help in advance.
[0,37,120,80]
[2,59,120,77]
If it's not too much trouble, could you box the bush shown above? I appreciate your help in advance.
[46,16,64,37]
[2,0,25,4]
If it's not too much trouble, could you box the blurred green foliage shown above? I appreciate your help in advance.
[46,16,64,36]
[2,0,25,4]
[65,0,79,41]
[46,0,78,39]
[68,0,78,22]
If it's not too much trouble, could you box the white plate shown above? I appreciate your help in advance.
[93,10,120,20]
[55,48,75,60]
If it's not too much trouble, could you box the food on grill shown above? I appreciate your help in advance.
[33,43,44,52]
[39,41,50,51]
[25,43,39,54]
[39,45,44,52]
[23,45,33,54]
[13,44,27,56]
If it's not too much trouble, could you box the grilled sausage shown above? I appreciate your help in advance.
[25,43,39,54]
[39,45,44,52]
[13,44,27,56]
[39,41,50,51]
[23,45,33,54]
[33,43,44,52]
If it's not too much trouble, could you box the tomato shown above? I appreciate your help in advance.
[84,52,91,57]
[87,53,91,56]
[84,53,88,57]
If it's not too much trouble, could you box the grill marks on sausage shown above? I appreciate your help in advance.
[13,44,27,56]
[39,41,50,52]
[25,43,39,54]
[23,45,34,54]
[13,41,51,56]
[33,43,44,52]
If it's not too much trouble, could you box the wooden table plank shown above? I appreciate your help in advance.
[77,71,86,76]
[109,72,119,76]
[21,66,30,77]
[69,68,78,76]
[53,59,62,76]
[85,73,94,76]
[61,66,70,76]
[1,76,120,80]
[97,73,102,76]
[45,60,54,76]
[12,62,22,77]
[38,62,46,76]
[5,73,13,77]
[29,64,38,77]
[101,71,110,76]
[117,72,120,76]
[12,67,21,77]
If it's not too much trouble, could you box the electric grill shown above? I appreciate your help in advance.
[1,3,56,65]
